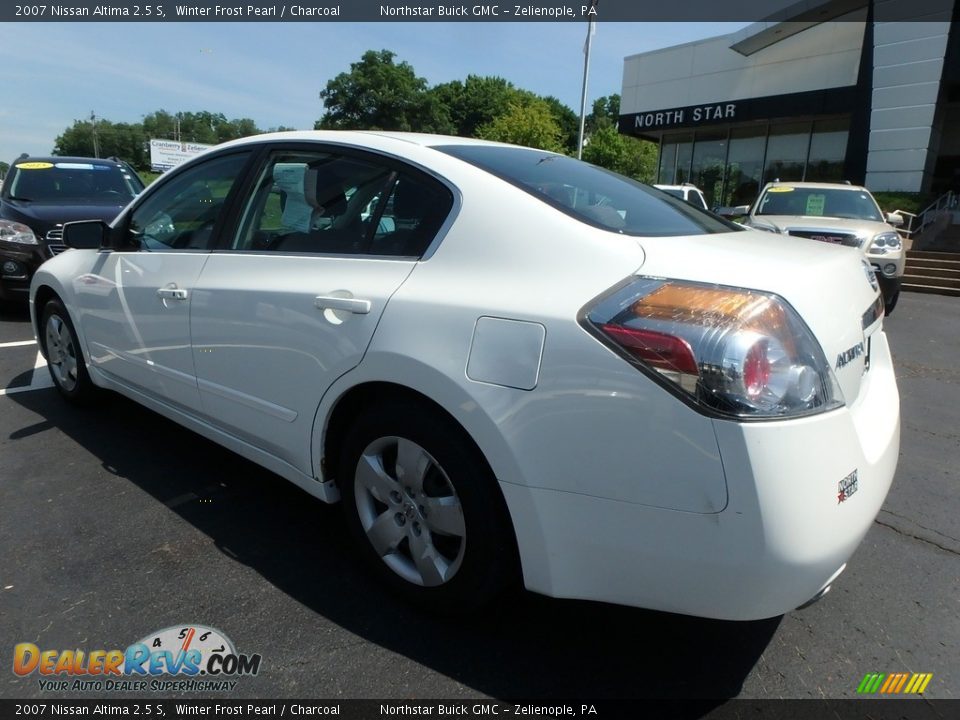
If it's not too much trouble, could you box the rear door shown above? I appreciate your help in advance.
[189,145,454,475]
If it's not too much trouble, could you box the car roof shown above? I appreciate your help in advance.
[11,155,128,166]
[654,183,702,191]
[215,130,547,154]
[763,180,869,193]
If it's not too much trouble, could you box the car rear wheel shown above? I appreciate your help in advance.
[41,299,96,404]
[339,401,517,613]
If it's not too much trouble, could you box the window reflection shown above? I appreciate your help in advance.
[653,117,853,209]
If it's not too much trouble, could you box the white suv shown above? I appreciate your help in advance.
[740,181,905,314]
[654,183,708,211]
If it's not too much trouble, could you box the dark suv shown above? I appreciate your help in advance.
[0,155,144,304]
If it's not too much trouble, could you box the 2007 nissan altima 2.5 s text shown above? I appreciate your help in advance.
[29,131,899,620]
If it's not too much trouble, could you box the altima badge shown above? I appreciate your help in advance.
[836,342,865,370]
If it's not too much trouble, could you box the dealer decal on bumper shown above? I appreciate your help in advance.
[838,469,859,503]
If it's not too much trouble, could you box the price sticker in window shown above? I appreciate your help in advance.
[805,194,826,216]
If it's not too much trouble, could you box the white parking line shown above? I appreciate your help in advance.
[0,350,54,397]
[0,340,36,348]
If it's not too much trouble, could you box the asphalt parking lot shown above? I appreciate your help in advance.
[1,292,958,702]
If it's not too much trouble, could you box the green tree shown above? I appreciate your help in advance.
[141,110,260,145]
[477,99,565,153]
[315,49,452,133]
[52,119,147,167]
[581,125,627,170]
[582,125,658,182]
[431,75,521,137]
[0,161,10,179]
[538,95,578,153]
[586,94,621,133]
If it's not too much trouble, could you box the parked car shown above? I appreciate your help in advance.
[0,155,144,305]
[30,132,899,620]
[738,181,905,314]
[653,182,709,210]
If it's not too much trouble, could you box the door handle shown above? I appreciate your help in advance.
[157,287,189,300]
[314,296,371,314]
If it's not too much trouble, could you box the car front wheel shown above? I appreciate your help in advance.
[339,401,517,613]
[41,299,96,404]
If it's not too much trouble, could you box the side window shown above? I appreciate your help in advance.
[127,153,249,250]
[369,173,453,257]
[232,151,394,254]
[232,150,453,257]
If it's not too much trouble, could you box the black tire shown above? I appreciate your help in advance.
[884,289,900,316]
[338,401,518,614]
[878,275,901,316]
[40,299,97,404]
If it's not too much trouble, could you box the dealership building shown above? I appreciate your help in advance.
[618,0,960,209]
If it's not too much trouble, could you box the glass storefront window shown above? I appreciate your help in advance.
[806,118,849,182]
[763,122,811,184]
[722,127,766,208]
[653,117,850,205]
[658,140,678,184]
[674,134,693,184]
[690,131,727,209]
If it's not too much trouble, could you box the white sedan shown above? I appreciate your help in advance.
[29,131,899,620]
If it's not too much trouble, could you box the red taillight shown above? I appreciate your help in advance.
[584,277,844,418]
[599,324,698,375]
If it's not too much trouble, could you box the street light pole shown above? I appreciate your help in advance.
[577,0,598,160]
[90,111,100,158]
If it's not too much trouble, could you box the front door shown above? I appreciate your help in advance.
[76,152,251,412]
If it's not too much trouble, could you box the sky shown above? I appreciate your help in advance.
[0,21,750,165]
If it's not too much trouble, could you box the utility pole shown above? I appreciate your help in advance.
[90,111,100,158]
[577,0,599,160]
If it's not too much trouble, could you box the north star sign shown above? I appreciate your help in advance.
[618,87,859,136]
[632,103,738,130]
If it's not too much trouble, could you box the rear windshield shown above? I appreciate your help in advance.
[4,161,143,203]
[436,144,738,236]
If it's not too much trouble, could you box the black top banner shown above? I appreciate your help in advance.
[1,0,956,22]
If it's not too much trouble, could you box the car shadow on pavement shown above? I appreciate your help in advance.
[7,388,780,704]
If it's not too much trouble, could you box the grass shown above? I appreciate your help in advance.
[871,191,936,215]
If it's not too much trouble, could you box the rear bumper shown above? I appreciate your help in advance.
[504,331,899,620]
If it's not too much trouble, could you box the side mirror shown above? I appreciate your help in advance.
[885,212,904,227]
[62,220,110,250]
[716,205,750,218]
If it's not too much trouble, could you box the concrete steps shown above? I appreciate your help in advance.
[903,250,960,297]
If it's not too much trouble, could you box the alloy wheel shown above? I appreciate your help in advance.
[353,436,466,587]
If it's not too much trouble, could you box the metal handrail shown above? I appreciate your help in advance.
[896,190,957,239]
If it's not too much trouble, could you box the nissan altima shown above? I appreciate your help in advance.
[29,131,899,620]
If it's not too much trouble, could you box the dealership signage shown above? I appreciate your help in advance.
[149,139,214,172]
[619,86,858,135]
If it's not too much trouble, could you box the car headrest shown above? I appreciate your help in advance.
[304,168,347,217]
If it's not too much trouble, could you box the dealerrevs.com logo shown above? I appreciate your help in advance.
[13,624,262,692]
